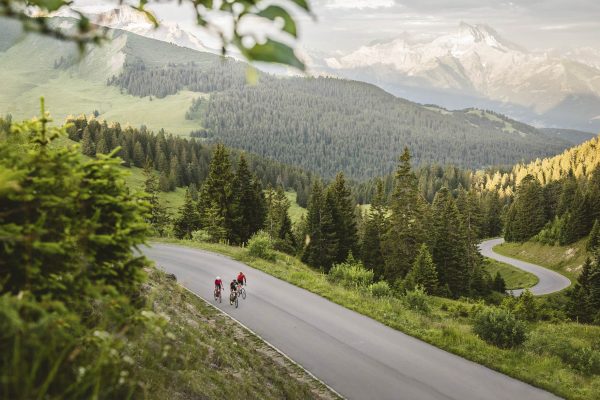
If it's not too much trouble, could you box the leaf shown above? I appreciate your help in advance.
[257,5,297,37]
[28,0,67,12]
[244,39,305,70]
[289,0,311,12]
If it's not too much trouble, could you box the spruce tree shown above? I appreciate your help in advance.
[265,186,295,253]
[431,187,470,297]
[198,144,236,243]
[302,181,338,271]
[559,188,589,245]
[328,172,358,264]
[504,175,547,242]
[143,162,170,236]
[95,137,109,154]
[232,154,266,244]
[173,188,201,239]
[588,219,600,254]
[361,178,388,279]
[492,272,506,293]
[81,127,96,157]
[567,257,593,322]
[133,141,145,167]
[404,244,438,294]
[383,148,427,283]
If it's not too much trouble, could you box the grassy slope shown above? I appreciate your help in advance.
[137,267,337,399]
[483,257,539,290]
[493,238,589,282]
[155,238,600,400]
[285,191,307,223]
[123,166,186,214]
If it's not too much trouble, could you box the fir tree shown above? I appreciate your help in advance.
[133,141,145,167]
[504,175,547,242]
[173,188,201,239]
[559,188,590,245]
[328,172,358,264]
[81,127,96,157]
[588,219,600,254]
[302,181,338,271]
[232,154,266,244]
[198,144,236,243]
[361,178,388,279]
[143,162,170,236]
[265,186,295,253]
[95,137,109,154]
[492,272,506,293]
[404,244,438,294]
[383,148,427,283]
[431,187,470,297]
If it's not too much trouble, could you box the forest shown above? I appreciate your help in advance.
[107,60,572,180]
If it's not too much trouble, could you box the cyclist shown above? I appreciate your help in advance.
[237,271,247,288]
[229,279,239,305]
[214,276,223,298]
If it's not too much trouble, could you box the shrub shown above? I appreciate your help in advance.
[369,281,391,298]
[328,255,374,289]
[191,229,211,243]
[404,285,430,313]
[247,231,276,261]
[473,307,527,348]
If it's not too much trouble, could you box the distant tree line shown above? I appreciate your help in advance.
[65,116,315,206]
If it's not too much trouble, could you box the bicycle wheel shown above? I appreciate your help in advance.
[234,295,239,308]
[240,287,246,299]
[217,291,222,303]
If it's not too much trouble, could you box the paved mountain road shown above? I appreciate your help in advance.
[143,243,559,400]
[479,238,571,296]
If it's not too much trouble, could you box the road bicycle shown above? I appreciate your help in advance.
[229,291,239,308]
[237,283,246,300]
[214,287,222,303]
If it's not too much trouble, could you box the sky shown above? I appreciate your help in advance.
[74,0,600,55]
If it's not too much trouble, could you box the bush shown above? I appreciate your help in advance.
[473,307,527,348]
[369,281,391,298]
[328,255,374,289]
[404,285,430,313]
[247,231,276,261]
[191,229,211,243]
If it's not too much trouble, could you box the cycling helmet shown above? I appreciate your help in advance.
[216,276,221,280]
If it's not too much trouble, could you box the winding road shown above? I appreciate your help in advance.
[479,238,571,296]
[144,243,559,400]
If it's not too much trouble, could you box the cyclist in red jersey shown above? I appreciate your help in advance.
[237,271,246,287]
[214,276,223,291]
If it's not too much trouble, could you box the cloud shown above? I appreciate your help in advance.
[325,0,395,10]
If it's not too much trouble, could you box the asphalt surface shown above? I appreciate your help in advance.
[479,238,571,296]
[143,243,560,400]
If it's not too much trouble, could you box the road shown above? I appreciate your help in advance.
[143,243,559,400]
[479,238,571,296]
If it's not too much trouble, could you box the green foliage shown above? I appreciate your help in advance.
[361,178,388,278]
[1,0,309,69]
[473,307,527,348]
[513,289,539,321]
[328,254,374,289]
[588,220,600,253]
[0,103,148,303]
[232,154,267,244]
[302,181,338,271]
[247,230,276,261]
[369,281,391,298]
[173,187,201,239]
[404,244,439,294]
[327,172,359,263]
[190,229,211,242]
[265,186,296,254]
[143,162,170,236]
[492,272,507,293]
[403,285,430,313]
[505,175,547,242]
[567,256,600,324]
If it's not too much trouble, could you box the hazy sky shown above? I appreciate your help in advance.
[76,0,600,54]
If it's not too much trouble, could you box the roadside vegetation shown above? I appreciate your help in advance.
[482,257,538,290]
[0,108,335,400]
[156,237,600,400]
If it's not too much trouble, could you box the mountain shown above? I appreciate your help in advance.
[539,128,598,146]
[0,14,577,180]
[322,23,600,132]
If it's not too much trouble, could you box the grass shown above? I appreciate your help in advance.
[153,238,600,400]
[493,238,590,282]
[483,257,539,290]
[122,166,186,215]
[285,191,307,223]
[133,267,338,399]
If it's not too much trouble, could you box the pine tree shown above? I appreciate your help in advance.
[232,154,266,244]
[81,127,96,157]
[96,137,109,154]
[404,244,438,294]
[431,187,470,297]
[328,172,358,263]
[559,188,590,245]
[198,144,236,243]
[133,141,145,167]
[383,148,427,283]
[173,188,201,239]
[588,219,600,254]
[361,178,388,279]
[302,181,338,271]
[504,175,547,242]
[567,257,593,322]
[265,186,295,253]
[143,162,170,236]
[492,272,506,293]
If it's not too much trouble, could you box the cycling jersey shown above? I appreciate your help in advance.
[237,273,246,285]
[215,279,223,289]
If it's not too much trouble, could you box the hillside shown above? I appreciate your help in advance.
[0,16,577,180]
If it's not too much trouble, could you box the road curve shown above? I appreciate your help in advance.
[479,238,571,296]
[143,243,559,400]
